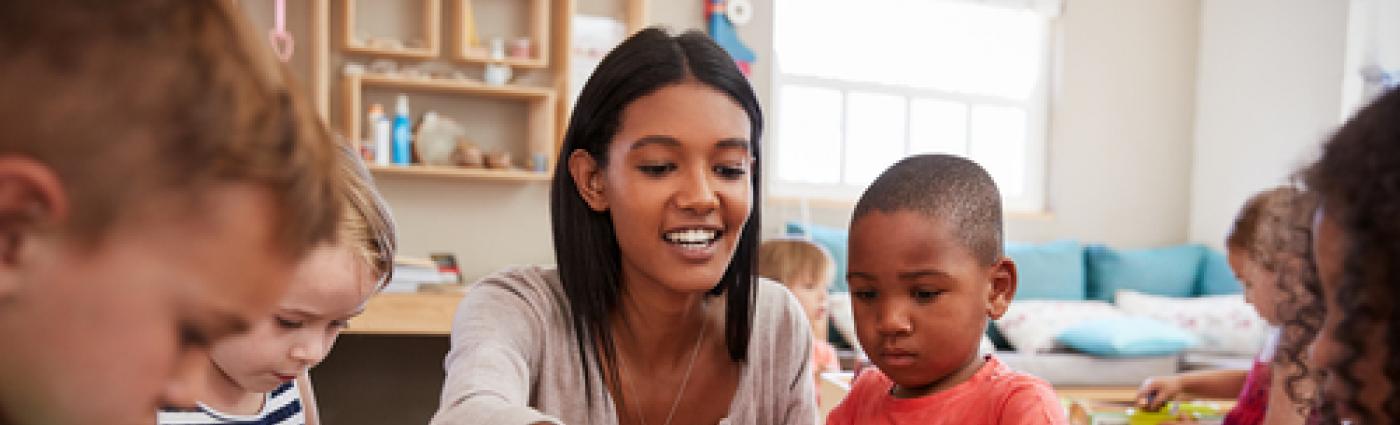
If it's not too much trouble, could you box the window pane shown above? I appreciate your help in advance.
[909,99,968,156]
[775,0,1044,100]
[969,104,1027,197]
[776,84,843,184]
[843,91,907,186]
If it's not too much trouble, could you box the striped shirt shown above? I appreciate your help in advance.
[158,380,305,425]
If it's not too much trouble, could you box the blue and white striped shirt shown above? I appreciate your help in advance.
[158,380,305,425]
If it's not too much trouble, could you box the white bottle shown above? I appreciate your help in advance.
[367,104,392,166]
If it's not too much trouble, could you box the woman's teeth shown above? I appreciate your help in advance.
[664,229,719,247]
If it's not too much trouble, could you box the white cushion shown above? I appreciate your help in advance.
[1114,290,1269,356]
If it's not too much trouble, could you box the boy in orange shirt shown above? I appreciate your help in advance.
[827,154,1066,425]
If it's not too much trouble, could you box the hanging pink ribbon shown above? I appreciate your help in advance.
[268,0,294,62]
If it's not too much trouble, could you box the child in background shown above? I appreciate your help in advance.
[827,154,1065,425]
[0,2,341,424]
[159,148,396,425]
[1303,87,1400,424]
[1136,187,1319,425]
[759,238,842,384]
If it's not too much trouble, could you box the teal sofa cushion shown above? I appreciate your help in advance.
[1005,240,1086,300]
[1197,249,1243,295]
[1058,316,1198,357]
[1085,244,1205,301]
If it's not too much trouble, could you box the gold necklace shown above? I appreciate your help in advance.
[623,314,708,425]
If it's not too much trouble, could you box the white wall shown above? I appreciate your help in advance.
[767,0,1204,248]
[1186,0,1349,248]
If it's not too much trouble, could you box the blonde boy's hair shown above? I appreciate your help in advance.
[758,238,835,288]
[334,146,396,289]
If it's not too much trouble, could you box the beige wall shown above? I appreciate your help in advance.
[764,0,1204,249]
[248,0,1353,283]
[1185,0,1349,248]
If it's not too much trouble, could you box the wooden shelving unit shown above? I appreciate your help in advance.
[325,0,649,184]
[368,164,551,181]
[341,72,556,172]
[454,0,550,69]
[340,0,442,59]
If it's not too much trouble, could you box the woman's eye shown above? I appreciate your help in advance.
[912,289,943,302]
[637,163,676,176]
[852,289,878,301]
[713,164,748,179]
[275,317,304,329]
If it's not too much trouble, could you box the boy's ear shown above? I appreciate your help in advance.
[0,157,69,299]
[985,257,1018,320]
[567,149,609,212]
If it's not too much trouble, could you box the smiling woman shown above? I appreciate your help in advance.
[430,28,817,425]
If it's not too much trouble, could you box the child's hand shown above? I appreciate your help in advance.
[1136,375,1184,411]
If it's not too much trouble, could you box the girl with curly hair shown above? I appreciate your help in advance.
[1136,187,1321,425]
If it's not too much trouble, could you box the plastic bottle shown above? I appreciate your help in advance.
[370,104,392,166]
[364,104,385,164]
[391,94,412,165]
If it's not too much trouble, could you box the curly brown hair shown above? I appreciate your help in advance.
[1247,187,1323,415]
[1302,87,1400,424]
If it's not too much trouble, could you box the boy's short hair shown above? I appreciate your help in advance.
[852,154,1004,265]
[758,238,835,287]
[0,0,339,256]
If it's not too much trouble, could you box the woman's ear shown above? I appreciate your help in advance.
[986,257,1018,320]
[0,157,69,299]
[567,149,609,212]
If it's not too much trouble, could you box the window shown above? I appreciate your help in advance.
[771,0,1054,212]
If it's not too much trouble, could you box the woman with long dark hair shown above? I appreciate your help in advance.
[430,28,817,425]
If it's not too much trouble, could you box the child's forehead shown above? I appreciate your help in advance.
[851,211,966,252]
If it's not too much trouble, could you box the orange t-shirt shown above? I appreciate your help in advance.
[826,355,1066,425]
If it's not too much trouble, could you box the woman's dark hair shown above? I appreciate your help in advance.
[1302,86,1400,424]
[549,27,763,401]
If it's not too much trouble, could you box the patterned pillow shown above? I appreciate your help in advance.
[1114,290,1270,355]
[994,300,1124,353]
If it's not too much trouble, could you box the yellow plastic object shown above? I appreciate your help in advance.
[1126,402,1225,425]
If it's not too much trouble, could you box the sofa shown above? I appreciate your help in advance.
[788,223,1267,386]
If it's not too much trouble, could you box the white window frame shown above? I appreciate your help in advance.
[767,0,1058,214]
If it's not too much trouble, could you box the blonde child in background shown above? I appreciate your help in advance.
[759,238,843,385]
[1135,187,1319,425]
[827,154,1065,425]
[159,148,396,425]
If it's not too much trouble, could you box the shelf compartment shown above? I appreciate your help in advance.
[340,0,442,59]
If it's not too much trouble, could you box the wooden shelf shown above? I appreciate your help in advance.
[454,0,550,69]
[342,45,440,60]
[340,0,442,59]
[455,53,547,69]
[356,72,553,99]
[341,73,556,163]
[369,164,551,181]
[345,292,466,335]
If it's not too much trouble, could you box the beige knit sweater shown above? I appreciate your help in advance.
[429,266,818,425]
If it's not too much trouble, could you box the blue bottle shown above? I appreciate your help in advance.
[392,94,412,165]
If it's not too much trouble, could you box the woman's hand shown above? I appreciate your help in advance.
[1136,375,1185,411]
